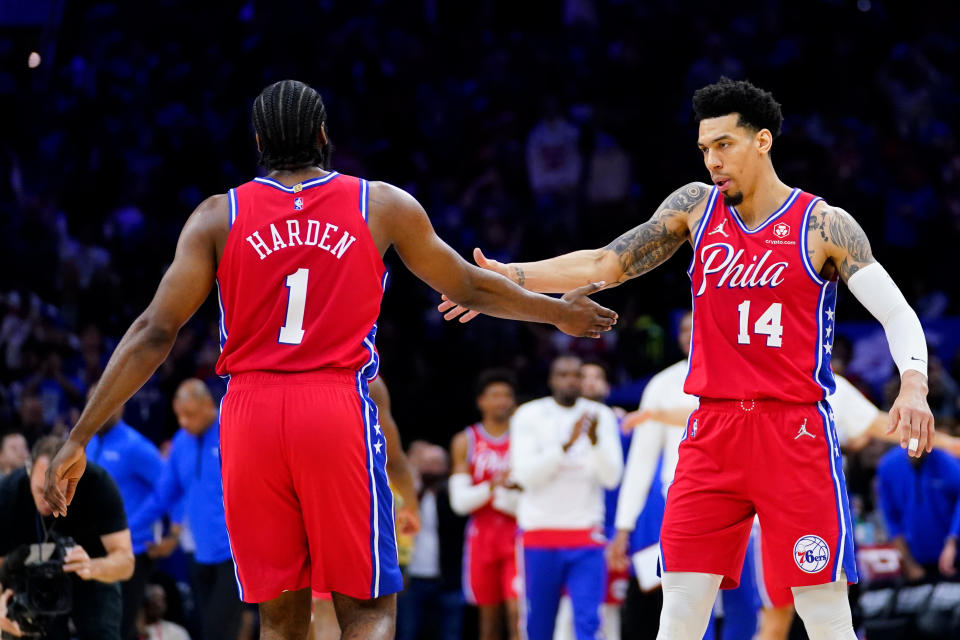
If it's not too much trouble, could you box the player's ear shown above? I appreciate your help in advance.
[318,123,329,147]
[255,133,262,153]
[756,129,773,155]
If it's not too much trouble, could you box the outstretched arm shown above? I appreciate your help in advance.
[468,183,708,294]
[371,182,616,337]
[45,196,225,515]
[815,203,933,456]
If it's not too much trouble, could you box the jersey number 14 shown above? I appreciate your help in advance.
[736,300,783,347]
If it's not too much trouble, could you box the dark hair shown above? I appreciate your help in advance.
[31,436,64,464]
[252,80,331,171]
[692,77,783,138]
[475,369,518,397]
[580,358,611,381]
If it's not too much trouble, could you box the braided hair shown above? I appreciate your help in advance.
[252,80,331,171]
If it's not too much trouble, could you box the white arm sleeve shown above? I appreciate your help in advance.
[846,262,927,378]
[614,421,665,531]
[448,474,491,515]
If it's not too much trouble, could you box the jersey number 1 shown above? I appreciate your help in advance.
[279,268,309,345]
[737,300,783,347]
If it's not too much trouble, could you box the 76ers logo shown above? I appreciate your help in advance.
[794,535,830,573]
[773,222,790,238]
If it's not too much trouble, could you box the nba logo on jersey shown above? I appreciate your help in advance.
[294,197,304,211]
[773,222,790,239]
[793,535,829,573]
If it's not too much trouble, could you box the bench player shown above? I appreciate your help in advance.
[450,369,521,640]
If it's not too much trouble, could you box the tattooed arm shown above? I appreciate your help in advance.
[464,183,711,294]
[813,201,933,456]
[808,202,876,281]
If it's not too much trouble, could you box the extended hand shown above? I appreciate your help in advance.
[396,506,421,536]
[939,538,957,577]
[437,248,522,323]
[146,535,180,560]
[44,438,87,517]
[0,588,24,637]
[606,530,631,573]
[888,371,934,458]
[622,409,655,433]
[63,545,94,580]
[556,282,617,338]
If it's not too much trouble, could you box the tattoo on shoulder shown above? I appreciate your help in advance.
[821,204,874,280]
[604,183,708,279]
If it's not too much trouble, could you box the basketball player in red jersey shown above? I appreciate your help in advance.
[449,370,521,640]
[41,80,617,640]
[440,77,934,639]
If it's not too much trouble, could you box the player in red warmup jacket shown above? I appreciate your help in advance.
[42,80,617,640]
[439,78,934,640]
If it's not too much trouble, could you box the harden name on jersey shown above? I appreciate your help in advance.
[244,218,357,261]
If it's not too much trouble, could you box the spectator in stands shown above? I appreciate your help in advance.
[0,431,28,479]
[128,379,242,640]
[877,447,960,581]
[141,583,191,640]
[397,441,466,640]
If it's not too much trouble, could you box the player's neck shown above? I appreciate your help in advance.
[266,166,331,187]
[481,419,509,437]
[732,170,792,227]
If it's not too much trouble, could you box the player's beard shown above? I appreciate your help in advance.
[722,190,744,206]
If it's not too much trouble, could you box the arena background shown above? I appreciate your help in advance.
[1,1,959,496]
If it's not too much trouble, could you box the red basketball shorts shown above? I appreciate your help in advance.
[219,370,402,603]
[463,516,518,606]
[659,398,857,594]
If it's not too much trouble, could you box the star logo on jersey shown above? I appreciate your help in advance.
[708,219,730,237]
[374,440,383,455]
[773,222,790,239]
[294,197,304,211]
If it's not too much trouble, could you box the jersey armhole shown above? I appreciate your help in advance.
[686,187,719,277]
[359,179,370,223]
[228,188,239,229]
[799,197,825,285]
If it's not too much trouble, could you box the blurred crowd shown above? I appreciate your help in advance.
[2,0,960,638]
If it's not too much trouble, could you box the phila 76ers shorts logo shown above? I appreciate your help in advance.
[794,535,830,573]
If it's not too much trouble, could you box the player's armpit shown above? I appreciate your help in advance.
[814,203,876,282]
[600,182,708,283]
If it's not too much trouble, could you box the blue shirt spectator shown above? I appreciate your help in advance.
[129,379,233,567]
[87,418,164,554]
[877,448,960,567]
[130,419,231,565]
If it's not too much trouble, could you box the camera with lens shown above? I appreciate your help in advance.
[0,536,75,638]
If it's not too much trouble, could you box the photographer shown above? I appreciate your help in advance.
[0,436,134,638]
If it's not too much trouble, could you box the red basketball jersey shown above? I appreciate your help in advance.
[684,187,837,403]
[215,172,386,377]
[466,424,515,528]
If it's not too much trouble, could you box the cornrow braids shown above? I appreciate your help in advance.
[252,80,331,171]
